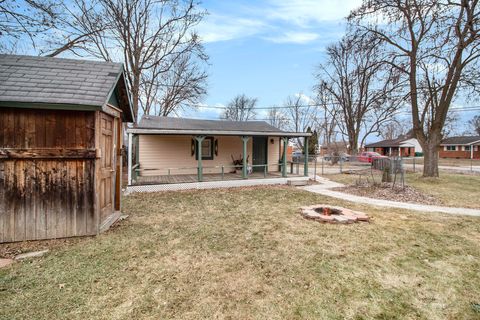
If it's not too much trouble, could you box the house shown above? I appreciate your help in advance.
[126,116,311,190]
[439,136,480,159]
[365,136,422,157]
[0,54,134,243]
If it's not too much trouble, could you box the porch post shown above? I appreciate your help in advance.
[304,136,309,177]
[127,132,133,186]
[241,136,250,179]
[195,136,205,182]
[282,137,288,177]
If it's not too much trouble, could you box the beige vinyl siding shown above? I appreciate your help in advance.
[139,135,254,176]
[138,135,285,176]
[267,137,281,172]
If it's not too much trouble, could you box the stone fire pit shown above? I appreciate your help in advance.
[300,205,370,224]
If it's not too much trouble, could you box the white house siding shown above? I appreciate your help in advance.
[400,138,423,153]
[138,135,281,176]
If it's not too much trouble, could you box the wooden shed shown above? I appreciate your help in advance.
[0,54,134,243]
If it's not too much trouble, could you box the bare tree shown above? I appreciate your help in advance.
[379,117,411,140]
[468,114,480,135]
[315,83,339,146]
[267,106,289,130]
[350,0,480,177]
[315,34,402,154]
[0,0,60,51]
[142,51,208,116]
[45,0,208,119]
[221,94,258,121]
[284,94,316,149]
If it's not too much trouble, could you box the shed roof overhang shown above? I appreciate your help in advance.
[127,128,311,137]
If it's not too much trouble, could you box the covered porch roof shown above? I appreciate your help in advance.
[127,116,311,137]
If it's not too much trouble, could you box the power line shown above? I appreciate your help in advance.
[188,102,480,113]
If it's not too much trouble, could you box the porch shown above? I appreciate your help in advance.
[126,116,312,190]
[132,167,305,185]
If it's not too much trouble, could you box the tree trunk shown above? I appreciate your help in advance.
[421,136,441,178]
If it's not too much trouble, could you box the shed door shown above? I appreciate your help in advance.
[252,137,268,172]
[99,113,115,222]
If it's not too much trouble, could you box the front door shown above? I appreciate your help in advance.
[99,113,116,222]
[252,137,268,172]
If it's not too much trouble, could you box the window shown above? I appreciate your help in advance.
[465,146,471,151]
[446,146,456,151]
[195,137,214,160]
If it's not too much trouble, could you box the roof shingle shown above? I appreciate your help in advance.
[0,54,123,107]
[441,136,480,145]
[137,116,286,133]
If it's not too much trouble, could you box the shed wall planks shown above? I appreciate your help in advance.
[0,108,97,242]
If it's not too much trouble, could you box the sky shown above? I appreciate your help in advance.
[182,0,363,120]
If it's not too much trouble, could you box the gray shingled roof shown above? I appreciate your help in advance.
[0,54,123,107]
[441,136,480,145]
[138,116,286,132]
[365,138,407,148]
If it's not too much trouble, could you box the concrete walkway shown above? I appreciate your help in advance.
[303,176,480,217]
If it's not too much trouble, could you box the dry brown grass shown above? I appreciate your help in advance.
[1,186,480,319]
[326,172,480,209]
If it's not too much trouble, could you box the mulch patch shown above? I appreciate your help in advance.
[334,182,441,206]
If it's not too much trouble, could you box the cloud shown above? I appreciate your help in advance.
[195,0,363,44]
[265,31,319,44]
[196,14,266,43]
[266,0,363,27]
[295,93,316,105]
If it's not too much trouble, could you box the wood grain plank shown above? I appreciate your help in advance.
[75,161,86,236]
[45,112,56,148]
[0,109,5,147]
[45,161,56,239]
[66,161,77,236]
[4,110,15,148]
[86,160,96,234]
[86,112,96,149]
[13,160,25,241]
[75,112,86,149]
[54,112,66,148]
[55,161,67,238]
[0,148,97,159]
[24,160,36,239]
[0,161,5,242]
[35,112,46,148]
[2,161,15,242]
[25,112,36,148]
[14,111,26,148]
[65,113,76,148]
[35,160,47,240]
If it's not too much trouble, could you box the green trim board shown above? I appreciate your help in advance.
[195,136,214,160]
[0,101,99,111]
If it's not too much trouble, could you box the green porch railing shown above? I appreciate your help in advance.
[133,163,298,183]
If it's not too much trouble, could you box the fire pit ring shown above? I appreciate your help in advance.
[300,205,370,224]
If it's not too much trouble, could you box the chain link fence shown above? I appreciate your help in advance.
[305,155,480,176]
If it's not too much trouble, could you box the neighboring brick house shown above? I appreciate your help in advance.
[439,136,480,159]
[365,136,422,157]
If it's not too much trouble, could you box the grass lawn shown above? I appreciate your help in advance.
[1,186,480,319]
[326,172,480,209]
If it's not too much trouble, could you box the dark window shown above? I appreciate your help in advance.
[465,146,471,151]
[195,137,214,160]
[446,146,456,151]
